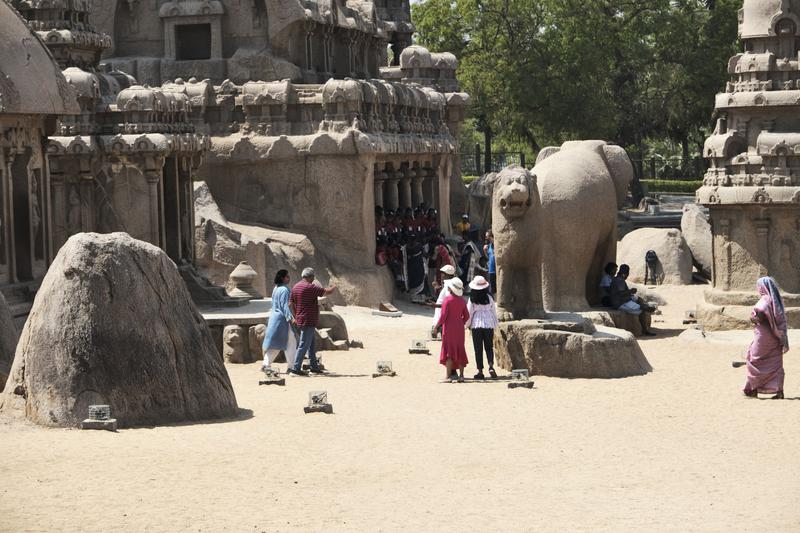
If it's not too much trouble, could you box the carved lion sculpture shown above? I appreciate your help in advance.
[492,166,545,321]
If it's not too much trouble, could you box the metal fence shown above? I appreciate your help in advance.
[460,147,526,176]
[631,157,707,181]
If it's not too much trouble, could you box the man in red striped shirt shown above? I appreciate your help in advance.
[288,267,337,375]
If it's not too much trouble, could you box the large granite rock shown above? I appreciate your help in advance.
[494,316,651,378]
[0,293,19,392]
[0,233,239,428]
[681,204,712,279]
[618,228,693,285]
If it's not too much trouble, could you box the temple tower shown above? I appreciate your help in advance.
[698,0,800,329]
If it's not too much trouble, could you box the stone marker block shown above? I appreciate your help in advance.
[409,340,431,355]
[304,390,333,414]
[372,360,396,378]
[81,418,118,431]
[508,369,534,389]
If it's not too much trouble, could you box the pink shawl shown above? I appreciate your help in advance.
[756,277,789,354]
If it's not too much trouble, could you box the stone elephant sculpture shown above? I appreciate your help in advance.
[534,140,633,311]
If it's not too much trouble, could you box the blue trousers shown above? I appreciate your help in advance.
[293,326,320,371]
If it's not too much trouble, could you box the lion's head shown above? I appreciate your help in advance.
[493,166,534,220]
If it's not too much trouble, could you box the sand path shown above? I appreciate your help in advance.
[1,285,798,532]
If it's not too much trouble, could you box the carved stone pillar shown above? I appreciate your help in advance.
[411,167,424,207]
[51,174,66,252]
[146,170,161,248]
[400,167,412,209]
[79,174,94,232]
[422,167,435,206]
[374,171,385,208]
[384,171,399,211]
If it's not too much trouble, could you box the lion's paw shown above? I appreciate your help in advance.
[497,307,515,322]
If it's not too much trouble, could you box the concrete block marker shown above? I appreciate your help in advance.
[259,367,286,386]
[80,405,118,431]
[409,340,431,355]
[508,369,535,390]
[372,361,396,378]
[304,391,333,414]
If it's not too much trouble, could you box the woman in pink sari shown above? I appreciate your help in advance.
[437,278,469,382]
[744,277,790,399]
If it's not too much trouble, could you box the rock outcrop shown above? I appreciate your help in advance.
[493,316,652,378]
[0,293,19,391]
[618,228,693,285]
[681,204,712,278]
[194,182,393,306]
[0,233,239,428]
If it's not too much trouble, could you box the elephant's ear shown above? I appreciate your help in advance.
[535,147,560,165]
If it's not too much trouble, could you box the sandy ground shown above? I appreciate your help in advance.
[1,284,799,532]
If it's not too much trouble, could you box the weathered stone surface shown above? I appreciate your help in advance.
[0,292,19,392]
[494,320,652,379]
[681,204,712,278]
[582,310,652,337]
[492,167,545,321]
[194,182,393,307]
[536,141,634,311]
[618,228,693,285]
[0,233,239,428]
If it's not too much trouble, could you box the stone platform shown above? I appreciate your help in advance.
[698,290,800,331]
[493,314,652,379]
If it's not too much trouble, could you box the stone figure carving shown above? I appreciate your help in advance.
[534,141,634,311]
[248,324,266,361]
[491,166,544,322]
[67,187,82,236]
[223,325,247,363]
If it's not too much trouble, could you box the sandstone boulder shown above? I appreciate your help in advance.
[0,292,19,391]
[681,204,712,278]
[0,233,239,428]
[618,228,693,285]
[494,318,652,378]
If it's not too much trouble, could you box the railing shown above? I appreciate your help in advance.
[631,157,707,181]
[460,145,526,176]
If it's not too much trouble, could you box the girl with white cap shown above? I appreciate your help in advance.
[466,275,498,379]
[431,264,456,339]
[436,278,470,382]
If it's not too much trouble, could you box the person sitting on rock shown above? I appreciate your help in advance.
[609,264,656,336]
[599,262,618,307]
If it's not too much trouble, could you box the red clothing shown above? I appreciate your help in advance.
[290,280,326,327]
[437,294,469,368]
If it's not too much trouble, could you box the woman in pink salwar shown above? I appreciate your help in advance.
[744,277,790,399]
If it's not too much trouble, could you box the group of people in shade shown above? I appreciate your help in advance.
[260,249,789,397]
[375,208,494,304]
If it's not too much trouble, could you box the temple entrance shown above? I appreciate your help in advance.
[11,148,33,282]
[163,156,182,263]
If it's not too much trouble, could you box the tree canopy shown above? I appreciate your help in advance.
[412,0,741,159]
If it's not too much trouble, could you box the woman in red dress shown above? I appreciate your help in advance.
[437,278,470,382]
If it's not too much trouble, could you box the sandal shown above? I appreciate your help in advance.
[457,376,464,383]
[744,389,758,398]
[772,391,784,400]
[488,368,497,379]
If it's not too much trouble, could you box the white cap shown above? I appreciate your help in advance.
[439,264,456,276]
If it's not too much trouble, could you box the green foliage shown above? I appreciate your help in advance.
[641,180,703,194]
[462,175,480,186]
[412,0,742,158]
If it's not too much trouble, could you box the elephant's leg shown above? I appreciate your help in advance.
[585,230,615,307]
[546,237,594,311]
